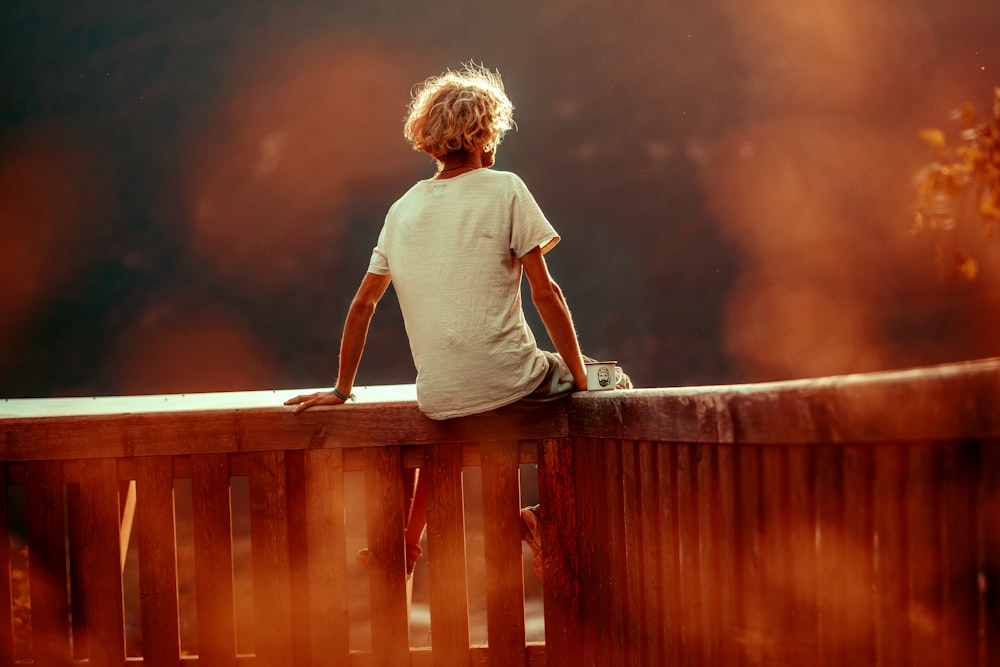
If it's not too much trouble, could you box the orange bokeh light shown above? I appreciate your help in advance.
[185,40,426,298]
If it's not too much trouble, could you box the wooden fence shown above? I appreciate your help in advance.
[1,358,998,666]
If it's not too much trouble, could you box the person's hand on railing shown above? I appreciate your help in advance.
[284,388,356,414]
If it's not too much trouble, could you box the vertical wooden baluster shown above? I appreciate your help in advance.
[637,441,664,667]
[906,442,942,667]
[573,437,600,666]
[676,442,702,666]
[697,443,722,667]
[603,440,628,665]
[622,440,646,665]
[980,440,1000,667]
[759,446,788,665]
[426,441,470,665]
[939,441,980,666]
[788,445,819,662]
[24,460,70,665]
[248,450,293,666]
[844,445,876,665]
[0,464,13,667]
[77,458,126,666]
[191,453,237,666]
[874,444,909,667]
[365,446,409,665]
[135,456,181,664]
[285,450,309,667]
[481,440,526,666]
[659,443,682,667]
[815,445,844,667]
[301,448,350,664]
[717,443,739,667]
[539,437,581,667]
[736,444,763,667]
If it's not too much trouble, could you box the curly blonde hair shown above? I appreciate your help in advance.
[403,63,515,159]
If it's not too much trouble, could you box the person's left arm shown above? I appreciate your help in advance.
[285,271,392,413]
[521,246,588,390]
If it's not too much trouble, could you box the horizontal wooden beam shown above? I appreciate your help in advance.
[2,358,998,463]
[569,356,1000,444]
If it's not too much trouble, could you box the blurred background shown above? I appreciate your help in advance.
[2,0,998,398]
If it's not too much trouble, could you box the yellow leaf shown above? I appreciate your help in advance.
[918,128,947,149]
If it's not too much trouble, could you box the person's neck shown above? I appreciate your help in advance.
[434,152,485,179]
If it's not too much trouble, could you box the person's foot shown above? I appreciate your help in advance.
[356,542,423,575]
[520,505,543,581]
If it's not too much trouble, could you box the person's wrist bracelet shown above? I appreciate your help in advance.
[332,387,356,402]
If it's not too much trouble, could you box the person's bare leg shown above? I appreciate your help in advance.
[404,469,427,572]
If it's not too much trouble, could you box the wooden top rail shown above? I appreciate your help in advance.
[2,357,998,462]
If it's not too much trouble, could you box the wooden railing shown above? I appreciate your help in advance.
[2,358,999,666]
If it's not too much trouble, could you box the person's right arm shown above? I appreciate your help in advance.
[521,246,587,390]
[285,271,392,413]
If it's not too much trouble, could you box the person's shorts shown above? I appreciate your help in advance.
[521,351,578,403]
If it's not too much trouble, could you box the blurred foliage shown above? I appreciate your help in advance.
[913,85,1000,281]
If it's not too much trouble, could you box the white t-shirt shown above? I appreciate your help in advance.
[368,169,560,419]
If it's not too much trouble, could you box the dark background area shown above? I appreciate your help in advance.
[2,0,998,398]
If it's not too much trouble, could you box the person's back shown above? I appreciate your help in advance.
[372,168,559,418]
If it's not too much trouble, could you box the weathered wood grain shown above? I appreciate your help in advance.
[480,440,527,666]
[135,456,182,664]
[191,452,238,666]
[425,441,471,665]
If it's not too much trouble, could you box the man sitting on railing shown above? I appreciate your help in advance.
[285,63,630,580]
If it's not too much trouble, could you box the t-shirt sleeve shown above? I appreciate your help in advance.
[367,224,390,275]
[509,174,560,258]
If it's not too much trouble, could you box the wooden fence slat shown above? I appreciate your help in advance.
[285,450,310,667]
[621,440,646,665]
[65,478,89,659]
[938,442,980,666]
[539,437,581,667]
[736,445,763,667]
[426,442,471,665]
[676,443,701,666]
[302,448,350,665]
[480,440,526,666]
[696,443,722,667]
[788,446,819,661]
[191,453,237,666]
[814,445,844,667]
[637,441,664,667]
[981,440,1000,666]
[572,438,600,666]
[77,457,126,666]
[364,446,410,665]
[658,443,682,667]
[760,446,787,665]
[716,444,739,667]
[874,445,909,667]
[603,440,628,665]
[135,456,181,664]
[905,443,943,667]
[843,446,876,665]
[24,461,71,665]
[0,464,12,667]
[248,451,293,665]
